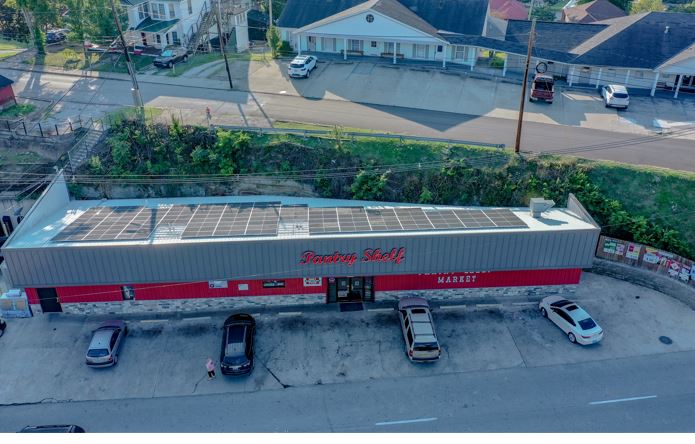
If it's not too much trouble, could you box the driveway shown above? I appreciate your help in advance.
[205,58,695,139]
[1,272,694,405]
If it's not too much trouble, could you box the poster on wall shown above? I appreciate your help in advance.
[208,280,228,289]
[691,265,695,282]
[625,243,640,260]
[303,277,322,287]
[603,239,617,254]
[679,264,691,282]
[667,261,681,278]
[643,247,661,264]
[615,243,626,256]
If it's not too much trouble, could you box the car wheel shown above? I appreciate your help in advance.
[540,307,547,318]
[568,332,577,343]
[113,355,119,365]
[605,103,610,108]
[168,61,173,69]
[306,70,310,78]
[547,101,553,104]
[124,326,129,336]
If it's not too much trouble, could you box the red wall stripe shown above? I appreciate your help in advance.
[29,269,582,304]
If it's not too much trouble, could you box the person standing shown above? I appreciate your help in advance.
[206,357,216,380]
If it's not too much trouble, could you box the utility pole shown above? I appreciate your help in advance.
[216,0,234,90]
[109,0,144,121]
[269,0,273,27]
[514,18,536,154]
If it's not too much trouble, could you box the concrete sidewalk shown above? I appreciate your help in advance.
[1,272,695,406]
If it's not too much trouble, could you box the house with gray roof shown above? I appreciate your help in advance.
[279,0,695,98]
[561,0,626,24]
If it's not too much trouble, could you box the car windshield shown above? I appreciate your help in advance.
[613,92,628,98]
[161,50,174,57]
[87,348,109,357]
[290,62,305,68]
[578,318,597,330]
[534,81,552,90]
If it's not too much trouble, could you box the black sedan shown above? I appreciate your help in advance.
[153,47,189,68]
[46,31,66,45]
[220,313,255,376]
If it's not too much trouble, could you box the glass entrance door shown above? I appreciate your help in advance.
[328,277,373,302]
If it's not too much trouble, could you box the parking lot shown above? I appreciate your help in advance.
[2,272,695,406]
[203,58,695,138]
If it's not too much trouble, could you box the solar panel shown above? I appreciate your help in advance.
[366,208,403,231]
[394,207,434,230]
[53,203,529,243]
[337,207,371,232]
[245,203,280,236]
[212,203,254,237]
[309,208,340,234]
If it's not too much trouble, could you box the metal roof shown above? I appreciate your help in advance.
[4,195,598,250]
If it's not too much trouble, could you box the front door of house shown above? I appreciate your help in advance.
[37,288,62,313]
[141,32,147,46]
[308,36,316,51]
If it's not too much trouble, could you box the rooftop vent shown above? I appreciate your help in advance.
[529,198,555,218]
[664,25,669,34]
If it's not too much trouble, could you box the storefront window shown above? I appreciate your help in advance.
[262,280,285,288]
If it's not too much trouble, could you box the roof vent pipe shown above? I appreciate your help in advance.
[529,198,555,218]
[665,26,669,34]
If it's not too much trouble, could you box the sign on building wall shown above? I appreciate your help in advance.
[299,247,406,266]
[208,280,228,289]
[303,277,322,287]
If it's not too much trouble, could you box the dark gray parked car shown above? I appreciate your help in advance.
[85,320,127,367]
[153,46,189,68]
[220,313,255,376]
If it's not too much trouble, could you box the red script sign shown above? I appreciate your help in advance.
[300,248,406,266]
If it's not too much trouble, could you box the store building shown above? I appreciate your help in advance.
[0,174,600,315]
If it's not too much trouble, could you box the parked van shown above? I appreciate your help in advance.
[397,298,441,362]
[529,74,555,103]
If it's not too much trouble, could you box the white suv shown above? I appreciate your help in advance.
[288,55,317,78]
[601,84,630,109]
[398,298,441,362]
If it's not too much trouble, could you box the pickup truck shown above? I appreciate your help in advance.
[529,74,555,104]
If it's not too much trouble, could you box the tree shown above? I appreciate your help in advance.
[0,0,29,41]
[673,1,695,12]
[351,169,390,200]
[266,24,281,58]
[630,0,664,13]
[9,0,62,53]
[530,5,556,21]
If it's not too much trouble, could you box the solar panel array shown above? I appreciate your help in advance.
[53,202,527,243]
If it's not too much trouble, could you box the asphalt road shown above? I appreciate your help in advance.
[3,349,695,432]
[4,68,695,173]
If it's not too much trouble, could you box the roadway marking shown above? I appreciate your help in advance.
[140,319,168,323]
[278,311,302,316]
[375,417,438,426]
[589,395,657,405]
[368,308,394,312]
[182,316,211,321]
[476,303,502,309]
[439,304,467,310]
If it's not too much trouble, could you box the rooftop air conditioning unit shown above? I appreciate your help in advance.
[529,198,555,218]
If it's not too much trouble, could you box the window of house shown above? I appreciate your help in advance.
[384,42,400,54]
[121,286,135,300]
[172,31,179,45]
[165,32,170,45]
[371,41,377,48]
[151,2,167,20]
[156,34,161,44]
[169,3,175,19]
[137,3,149,20]
[348,39,363,52]
[187,0,193,14]
[454,45,465,59]
[413,44,428,59]
[437,45,443,52]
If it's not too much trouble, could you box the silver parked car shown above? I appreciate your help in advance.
[85,320,127,367]
[397,297,441,362]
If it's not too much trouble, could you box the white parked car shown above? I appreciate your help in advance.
[397,297,441,362]
[539,296,603,345]
[288,55,317,78]
[601,84,630,109]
